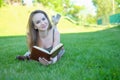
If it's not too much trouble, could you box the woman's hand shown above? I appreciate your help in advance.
[38,57,52,66]
[38,56,58,65]
[50,56,57,64]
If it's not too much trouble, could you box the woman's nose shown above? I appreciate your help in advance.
[41,20,45,24]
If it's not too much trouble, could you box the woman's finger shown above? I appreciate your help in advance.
[43,58,52,64]
[39,57,48,65]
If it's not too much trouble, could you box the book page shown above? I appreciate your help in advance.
[33,46,49,54]
[50,43,63,54]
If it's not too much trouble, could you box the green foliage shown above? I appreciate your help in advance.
[67,5,83,17]
[115,0,120,13]
[64,5,85,25]
[38,0,65,13]
[93,0,120,15]
[92,0,113,24]
[86,14,97,24]
[38,0,83,22]
[115,0,120,5]
[0,0,3,7]
[92,0,113,17]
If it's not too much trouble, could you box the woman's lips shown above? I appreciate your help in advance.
[41,24,47,29]
[41,25,46,28]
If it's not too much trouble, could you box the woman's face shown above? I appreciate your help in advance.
[32,13,49,31]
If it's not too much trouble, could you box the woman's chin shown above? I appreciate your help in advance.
[38,28,47,31]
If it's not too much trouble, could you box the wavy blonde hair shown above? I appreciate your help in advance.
[26,10,52,51]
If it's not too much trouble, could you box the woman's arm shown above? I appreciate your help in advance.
[26,32,32,52]
[49,28,61,64]
[53,28,60,48]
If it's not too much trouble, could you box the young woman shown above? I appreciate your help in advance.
[16,10,65,65]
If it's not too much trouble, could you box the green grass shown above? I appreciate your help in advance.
[0,5,120,80]
[0,26,120,80]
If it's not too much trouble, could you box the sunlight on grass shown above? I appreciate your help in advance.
[0,5,115,36]
[58,17,113,34]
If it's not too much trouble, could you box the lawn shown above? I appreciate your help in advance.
[0,5,120,80]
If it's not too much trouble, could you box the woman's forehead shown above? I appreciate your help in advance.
[32,13,46,21]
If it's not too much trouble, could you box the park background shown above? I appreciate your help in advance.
[0,0,120,80]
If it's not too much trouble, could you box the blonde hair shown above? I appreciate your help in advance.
[27,10,52,51]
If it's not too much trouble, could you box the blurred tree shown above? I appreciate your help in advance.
[116,0,120,4]
[0,0,3,7]
[67,5,84,19]
[115,0,120,13]
[92,0,113,25]
[86,14,96,24]
[37,0,69,14]
[38,0,84,23]
[3,0,21,5]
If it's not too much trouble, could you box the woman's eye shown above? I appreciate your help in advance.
[36,20,40,24]
[42,18,45,21]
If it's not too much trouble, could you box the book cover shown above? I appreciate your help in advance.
[30,43,63,61]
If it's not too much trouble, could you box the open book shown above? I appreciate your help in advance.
[30,43,63,61]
